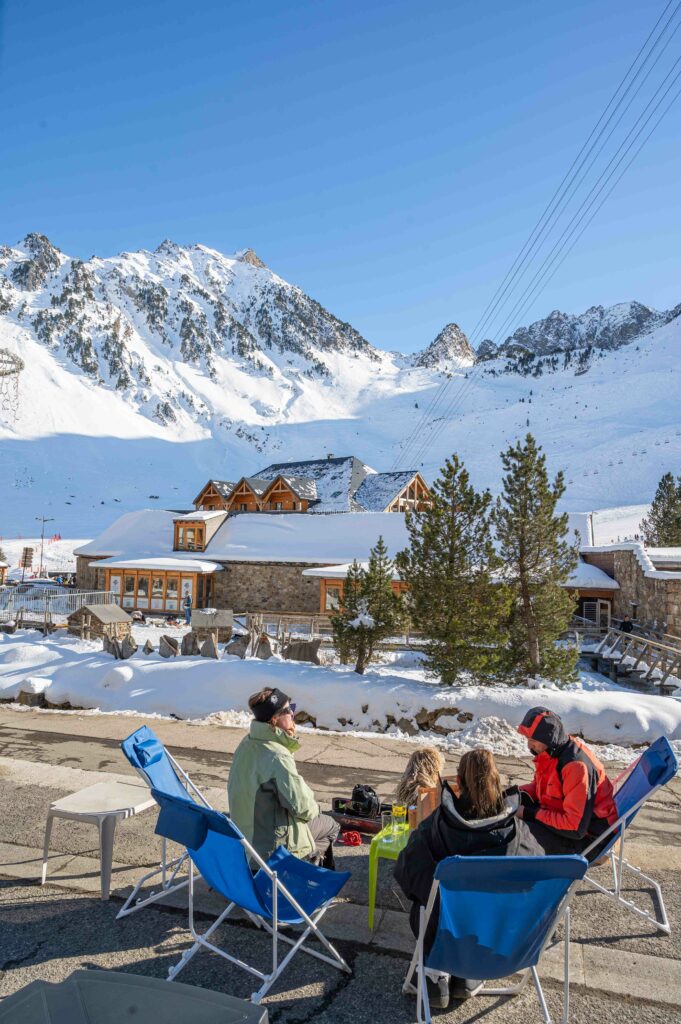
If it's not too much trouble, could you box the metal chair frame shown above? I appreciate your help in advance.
[116,747,211,920]
[403,875,582,1024]
[165,809,351,1003]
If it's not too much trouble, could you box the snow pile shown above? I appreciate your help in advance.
[1,630,680,752]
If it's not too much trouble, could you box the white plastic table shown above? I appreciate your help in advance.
[41,780,156,900]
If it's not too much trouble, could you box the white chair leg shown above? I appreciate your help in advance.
[531,966,553,1024]
[99,815,117,901]
[41,812,54,885]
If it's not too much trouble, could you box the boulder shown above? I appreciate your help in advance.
[282,638,322,665]
[109,638,123,660]
[102,634,112,655]
[225,634,249,659]
[143,639,155,655]
[254,634,276,660]
[396,716,419,736]
[120,635,138,660]
[181,632,201,656]
[200,635,220,659]
[159,634,179,658]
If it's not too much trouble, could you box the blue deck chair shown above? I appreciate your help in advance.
[403,855,588,1024]
[117,725,212,919]
[151,789,352,1003]
[581,735,678,934]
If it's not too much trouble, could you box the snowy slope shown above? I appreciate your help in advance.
[0,233,679,535]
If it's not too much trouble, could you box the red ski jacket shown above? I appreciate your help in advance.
[519,708,618,839]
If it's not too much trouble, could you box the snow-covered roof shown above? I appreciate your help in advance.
[74,509,177,558]
[582,542,681,581]
[200,479,237,499]
[303,561,402,581]
[353,471,417,512]
[207,512,409,563]
[647,547,681,564]
[277,475,318,501]
[173,510,227,522]
[255,456,373,513]
[567,559,619,590]
[92,556,221,573]
[241,476,271,497]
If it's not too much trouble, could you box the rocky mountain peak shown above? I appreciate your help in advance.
[237,248,266,269]
[413,322,475,369]
[11,233,63,291]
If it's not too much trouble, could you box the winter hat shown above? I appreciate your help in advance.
[517,707,568,754]
[252,688,291,723]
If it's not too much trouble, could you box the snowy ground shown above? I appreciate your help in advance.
[0,536,87,575]
[0,629,679,759]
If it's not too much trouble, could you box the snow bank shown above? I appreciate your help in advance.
[1,630,680,751]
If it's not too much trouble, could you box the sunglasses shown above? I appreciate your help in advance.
[278,703,297,716]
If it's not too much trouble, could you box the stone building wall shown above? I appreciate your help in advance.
[594,549,681,635]
[213,561,323,613]
[581,551,615,577]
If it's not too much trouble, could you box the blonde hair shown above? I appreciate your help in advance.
[457,748,505,818]
[395,747,445,807]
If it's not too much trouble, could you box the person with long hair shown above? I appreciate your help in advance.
[394,746,445,809]
[394,747,544,1010]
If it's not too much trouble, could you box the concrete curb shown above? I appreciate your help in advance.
[2,839,680,1008]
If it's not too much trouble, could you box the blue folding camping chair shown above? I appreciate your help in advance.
[151,789,352,1002]
[582,734,678,934]
[117,725,212,919]
[403,855,588,1024]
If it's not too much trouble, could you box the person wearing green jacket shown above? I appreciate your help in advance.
[228,687,339,866]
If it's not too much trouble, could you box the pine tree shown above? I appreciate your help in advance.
[331,559,364,666]
[641,473,681,546]
[493,434,579,683]
[331,539,404,674]
[396,454,510,684]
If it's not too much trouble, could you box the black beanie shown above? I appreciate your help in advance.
[252,688,290,723]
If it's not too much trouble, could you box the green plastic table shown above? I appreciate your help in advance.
[368,824,410,929]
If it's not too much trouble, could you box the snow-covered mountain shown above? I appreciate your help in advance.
[0,233,679,536]
[479,300,681,360]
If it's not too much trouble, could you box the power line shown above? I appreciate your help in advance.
[392,0,681,471]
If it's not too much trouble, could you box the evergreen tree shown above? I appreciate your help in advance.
[641,473,681,546]
[0,546,6,565]
[396,454,510,684]
[493,434,579,682]
[331,538,404,674]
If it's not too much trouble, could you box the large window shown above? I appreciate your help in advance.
[151,575,164,610]
[137,574,150,608]
[324,584,343,611]
[123,575,135,609]
[166,576,179,610]
[174,522,205,551]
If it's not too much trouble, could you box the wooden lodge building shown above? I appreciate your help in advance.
[77,452,679,628]
[75,455,429,615]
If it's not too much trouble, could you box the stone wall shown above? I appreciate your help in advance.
[588,548,681,635]
[213,561,323,613]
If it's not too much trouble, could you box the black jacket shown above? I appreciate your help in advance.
[394,783,544,950]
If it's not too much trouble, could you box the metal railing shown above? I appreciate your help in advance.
[0,588,118,624]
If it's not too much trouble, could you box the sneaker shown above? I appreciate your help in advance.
[426,974,450,1010]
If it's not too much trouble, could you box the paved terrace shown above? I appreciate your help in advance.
[1,708,680,1023]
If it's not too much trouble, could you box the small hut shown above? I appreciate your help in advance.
[67,604,133,641]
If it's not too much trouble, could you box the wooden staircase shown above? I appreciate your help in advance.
[588,628,681,692]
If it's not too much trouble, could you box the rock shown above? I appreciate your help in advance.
[225,635,249,659]
[17,689,46,707]
[102,634,112,654]
[0,622,17,635]
[396,717,419,736]
[282,638,321,665]
[254,634,275,660]
[159,634,179,658]
[293,710,317,727]
[361,704,369,714]
[457,711,473,723]
[109,639,123,659]
[200,635,220,659]
[143,640,155,655]
[120,635,138,659]
[181,632,201,656]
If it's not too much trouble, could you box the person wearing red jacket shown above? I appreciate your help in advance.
[514,707,617,859]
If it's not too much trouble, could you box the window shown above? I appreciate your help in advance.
[166,576,179,610]
[151,575,164,609]
[325,585,343,611]
[292,501,297,510]
[240,502,248,511]
[176,526,184,549]
[123,574,135,609]
[137,574,150,608]
[274,501,283,511]
[175,523,205,550]
[186,528,196,551]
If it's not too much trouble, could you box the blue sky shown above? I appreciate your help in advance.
[1,0,679,352]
